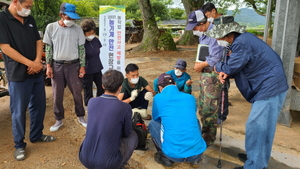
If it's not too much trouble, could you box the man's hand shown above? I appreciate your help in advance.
[194,62,204,72]
[46,65,53,78]
[144,92,153,101]
[130,89,138,101]
[186,79,193,86]
[218,72,228,84]
[79,67,86,78]
[27,61,43,74]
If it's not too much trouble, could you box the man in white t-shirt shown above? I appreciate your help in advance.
[43,3,87,132]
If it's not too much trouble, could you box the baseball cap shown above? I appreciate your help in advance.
[185,10,206,30]
[174,60,187,70]
[60,3,81,20]
[157,73,175,87]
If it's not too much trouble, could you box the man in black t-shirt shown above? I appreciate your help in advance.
[117,63,156,120]
[0,0,55,161]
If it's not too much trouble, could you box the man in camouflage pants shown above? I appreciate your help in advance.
[185,10,225,147]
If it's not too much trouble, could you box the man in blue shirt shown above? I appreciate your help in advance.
[185,9,225,147]
[205,22,288,169]
[153,60,192,94]
[79,70,138,169]
[149,73,206,168]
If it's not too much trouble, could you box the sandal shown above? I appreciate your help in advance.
[14,148,26,161]
[31,135,56,143]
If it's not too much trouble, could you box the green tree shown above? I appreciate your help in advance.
[170,8,185,20]
[31,0,62,31]
[63,0,98,17]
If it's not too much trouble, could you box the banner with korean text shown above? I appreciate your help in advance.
[99,5,125,74]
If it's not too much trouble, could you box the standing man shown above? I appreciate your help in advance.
[185,9,225,147]
[44,2,87,132]
[205,22,288,169]
[0,0,56,161]
[149,73,206,168]
[117,63,156,120]
[79,70,138,169]
[202,2,222,23]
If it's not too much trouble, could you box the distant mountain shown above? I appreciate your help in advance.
[227,8,266,28]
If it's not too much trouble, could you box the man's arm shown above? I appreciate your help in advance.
[45,44,54,78]
[122,106,133,138]
[0,43,43,73]
[144,85,156,96]
[117,93,131,103]
[27,40,43,75]
[78,44,86,78]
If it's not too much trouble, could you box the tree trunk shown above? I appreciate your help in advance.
[133,0,160,52]
[176,0,204,45]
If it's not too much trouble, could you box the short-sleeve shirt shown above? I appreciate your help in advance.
[43,22,85,61]
[0,8,42,82]
[84,37,103,74]
[120,76,148,95]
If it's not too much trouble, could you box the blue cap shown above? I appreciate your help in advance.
[60,3,80,19]
[185,10,205,30]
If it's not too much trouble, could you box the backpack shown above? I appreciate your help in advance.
[132,112,148,150]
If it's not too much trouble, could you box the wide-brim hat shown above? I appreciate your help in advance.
[205,22,246,39]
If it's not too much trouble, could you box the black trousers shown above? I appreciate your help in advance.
[82,71,104,106]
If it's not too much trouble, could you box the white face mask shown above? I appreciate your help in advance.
[16,3,31,17]
[174,69,183,76]
[207,17,214,23]
[217,40,229,47]
[193,30,204,37]
[86,35,95,41]
[63,19,75,27]
[130,77,139,84]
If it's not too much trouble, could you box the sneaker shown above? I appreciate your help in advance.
[50,120,63,132]
[238,153,247,163]
[14,148,26,161]
[190,158,201,168]
[154,152,174,168]
[78,116,87,127]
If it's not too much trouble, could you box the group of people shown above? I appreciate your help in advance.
[0,0,289,169]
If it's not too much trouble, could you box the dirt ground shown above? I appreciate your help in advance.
[0,43,299,169]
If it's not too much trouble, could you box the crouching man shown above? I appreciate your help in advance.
[149,73,207,168]
[79,70,138,169]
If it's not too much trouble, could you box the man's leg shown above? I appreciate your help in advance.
[9,79,33,149]
[244,91,287,169]
[82,73,93,106]
[93,71,104,97]
[28,76,46,141]
[65,62,85,117]
[123,89,149,109]
[52,63,66,120]
[120,131,138,166]
[198,72,221,147]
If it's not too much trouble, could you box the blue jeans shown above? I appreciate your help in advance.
[244,91,287,169]
[148,120,202,162]
[9,76,46,149]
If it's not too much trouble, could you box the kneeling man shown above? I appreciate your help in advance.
[79,70,138,169]
[149,73,207,168]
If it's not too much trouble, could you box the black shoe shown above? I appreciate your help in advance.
[238,153,247,163]
[234,167,243,169]
[190,158,201,168]
[154,152,174,168]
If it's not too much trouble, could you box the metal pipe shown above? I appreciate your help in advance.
[263,0,273,42]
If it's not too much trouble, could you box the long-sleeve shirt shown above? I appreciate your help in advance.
[79,94,132,169]
[153,70,192,94]
[152,85,206,158]
[215,32,288,103]
[199,23,225,67]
